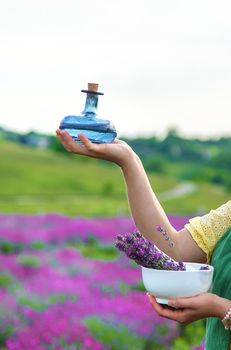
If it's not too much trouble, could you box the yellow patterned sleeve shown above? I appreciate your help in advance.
[185,201,231,262]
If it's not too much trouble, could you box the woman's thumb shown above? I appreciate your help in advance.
[168,297,192,309]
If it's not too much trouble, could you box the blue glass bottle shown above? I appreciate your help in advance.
[59,83,117,143]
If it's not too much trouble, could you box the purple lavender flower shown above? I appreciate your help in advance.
[115,230,186,271]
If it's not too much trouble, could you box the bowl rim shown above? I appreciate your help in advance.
[141,262,214,273]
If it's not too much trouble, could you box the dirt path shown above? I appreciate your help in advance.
[158,182,197,201]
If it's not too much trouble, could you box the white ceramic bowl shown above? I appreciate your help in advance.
[142,262,214,304]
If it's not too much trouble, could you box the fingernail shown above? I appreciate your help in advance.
[168,300,174,307]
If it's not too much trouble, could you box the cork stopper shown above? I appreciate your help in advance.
[81,82,104,95]
[88,83,99,92]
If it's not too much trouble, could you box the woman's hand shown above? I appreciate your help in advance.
[147,293,231,325]
[56,130,136,168]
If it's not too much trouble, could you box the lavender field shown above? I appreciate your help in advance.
[0,214,205,350]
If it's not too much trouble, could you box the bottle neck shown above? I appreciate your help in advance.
[82,93,98,115]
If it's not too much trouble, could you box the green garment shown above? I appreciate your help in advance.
[205,228,231,350]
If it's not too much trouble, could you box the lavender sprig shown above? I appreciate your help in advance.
[115,230,186,271]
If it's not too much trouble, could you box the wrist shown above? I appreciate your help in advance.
[212,295,231,319]
[120,153,141,171]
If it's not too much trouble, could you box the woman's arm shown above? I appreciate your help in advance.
[56,130,206,262]
[121,154,206,262]
[147,293,231,325]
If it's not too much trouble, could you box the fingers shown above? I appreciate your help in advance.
[147,293,166,314]
[56,130,96,154]
[77,133,98,152]
[147,294,176,317]
[56,129,122,163]
[147,293,188,323]
[168,296,198,309]
[56,130,77,152]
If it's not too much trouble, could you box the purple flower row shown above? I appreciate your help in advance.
[0,214,205,349]
[0,213,191,244]
[0,245,180,349]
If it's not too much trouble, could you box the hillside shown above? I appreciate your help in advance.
[0,140,230,216]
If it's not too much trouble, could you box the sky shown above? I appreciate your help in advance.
[0,0,231,139]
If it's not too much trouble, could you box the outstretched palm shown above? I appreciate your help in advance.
[56,130,135,167]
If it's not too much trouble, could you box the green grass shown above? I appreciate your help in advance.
[84,317,146,350]
[0,140,230,215]
[0,194,130,216]
[0,141,177,195]
[70,240,119,261]
[163,182,231,214]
